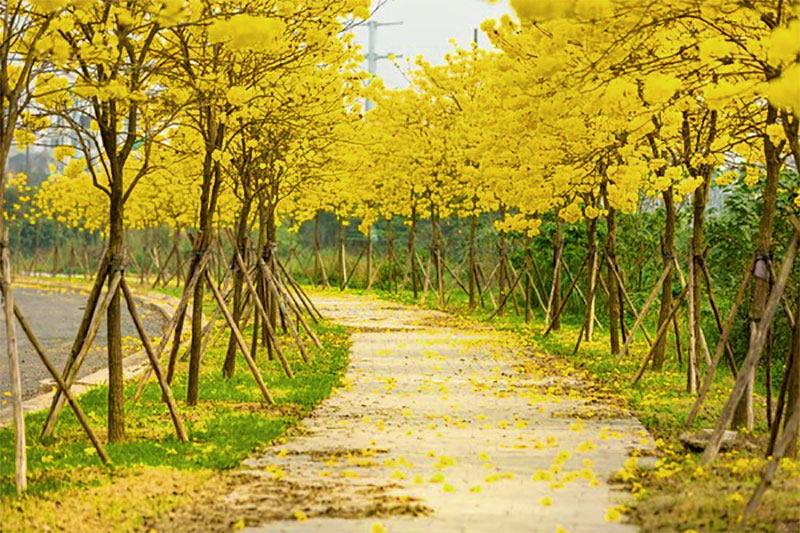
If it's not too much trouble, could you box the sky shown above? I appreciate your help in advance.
[351,0,513,88]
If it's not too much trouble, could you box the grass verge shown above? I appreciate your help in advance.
[0,288,350,532]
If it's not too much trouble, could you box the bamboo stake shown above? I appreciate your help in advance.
[234,250,294,378]
[615,264,672,364]
[41,271,122,436]
[120,277,188,442]
[13,305,111,463]
[686,264,753,427]
[702,229,800,464]
[131,251,210,403]
[1,232,26,492]
[205,270,275,405]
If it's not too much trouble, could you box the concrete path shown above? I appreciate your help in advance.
[236,293,652,533]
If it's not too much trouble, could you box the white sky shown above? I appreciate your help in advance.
[352,0,513,88]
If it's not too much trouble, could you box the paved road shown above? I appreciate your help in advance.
[0,286,166,399]
[174,293,652,533]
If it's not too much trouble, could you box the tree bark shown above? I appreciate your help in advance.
[187,116,224,406]
[735,104,784,430]
[584,215,598,340]
[653,188,676,370]
[604,200,620,355]
[468,212,478,309]
[548,218,564,330]
[106,165,125,443]
[223,200,251,379]
[408,204,418,298]
[783,279,800,458]
[337,220,347,289]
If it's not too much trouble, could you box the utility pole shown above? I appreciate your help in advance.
[365,20,402,111]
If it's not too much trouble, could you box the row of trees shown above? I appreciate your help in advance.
[307,0,799,517]
[1,0,372,492]
[3,0,799,517]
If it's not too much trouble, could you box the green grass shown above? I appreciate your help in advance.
[0,308,349,499]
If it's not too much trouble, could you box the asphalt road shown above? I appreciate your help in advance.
[0,287,167,399]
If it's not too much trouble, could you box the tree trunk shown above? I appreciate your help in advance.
[313,213,328,287]
[584,216,598,341]
[784,287,800,458]
[524,236,533,323]
[408,204,418,298]
[187,127,223,405]
[497,206,507,317]
[365,226,373,290]
[338,221,347,289]
[0,149,27,491]
[687,164,712,394]
[106,170,125,443]
[386,217,396,292]
[468,212,478,309]
[549,218,564,330]
[653,188,676,371]
[734,104,784,430]
[174,228,183,287]
[223,201,251,378]
[604,200,620,355]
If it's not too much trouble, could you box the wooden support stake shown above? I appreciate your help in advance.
[120,277,188,442]
[256,256,311,361]
[131,251,210,403]
[489,266,525,320]
[205,270,275,404]
[41,250,109,438]
[615,264,672,364]
[1,232,26,492]
[632,284,690,384]
[234,250,294,378]
[700,260,740,377]
[14,305,111,463]
[605,254,653,345]
[742,390,800,522]
[41,270,122,436]
[702,229,800,465]
[277,258,323,322]
[544,253,589,337]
